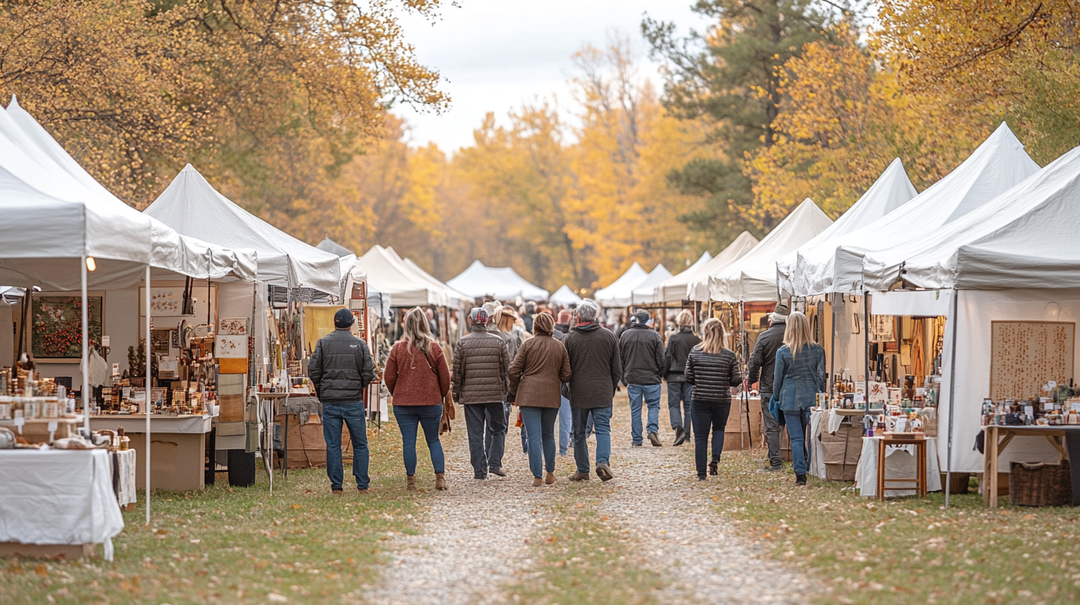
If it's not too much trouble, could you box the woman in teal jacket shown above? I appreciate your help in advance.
[772,312,826,486]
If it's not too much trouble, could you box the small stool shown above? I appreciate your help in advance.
[877,435,927,501]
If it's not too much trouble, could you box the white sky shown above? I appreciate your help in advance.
[394,0,709,152]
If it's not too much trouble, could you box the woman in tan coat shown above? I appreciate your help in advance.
[508,313,571,486]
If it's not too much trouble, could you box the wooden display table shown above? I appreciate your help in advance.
[981,425,1080,508]
[90,414,211,492]
[878,435,928,501]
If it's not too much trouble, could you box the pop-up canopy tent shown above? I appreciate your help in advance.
[629,264,674,306]
[594,262,647,308]
[446,260,549,301]
[798,123,1040,296]
[357,245,448,307]
[147,165,342,295]
[779,158,918,297]
[549,285,583,307]
[680,233,760,302]
[399,256,469,308]
[858,143,1080,478]
[704,199,833,302]
[650,251,711,304]
[315,237,393,320]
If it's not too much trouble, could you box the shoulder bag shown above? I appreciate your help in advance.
[421,345,456,434]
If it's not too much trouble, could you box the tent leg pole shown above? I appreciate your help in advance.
[829,294,836,400]
[864,292,871,414]
[145,266,152,524]
[945,290,960,510]
[81,256,90,437]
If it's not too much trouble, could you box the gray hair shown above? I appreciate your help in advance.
[577,299,599,322]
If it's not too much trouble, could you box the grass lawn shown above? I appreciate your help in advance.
[707,448,1080,605]
[0,420,430,605]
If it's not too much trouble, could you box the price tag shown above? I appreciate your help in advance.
[102,336,110,347]
[853,392,866,404]
[13,417,25,427]
[48,421,58,432]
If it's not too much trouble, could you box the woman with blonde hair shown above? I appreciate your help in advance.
[664,309,700,446]
[772,311,826,486]
[685,318,742,480]
[384,307,450,491]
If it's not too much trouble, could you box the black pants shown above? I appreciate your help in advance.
[691,399,730,477]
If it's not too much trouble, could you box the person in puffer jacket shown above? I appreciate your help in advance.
[685,318,742,480]
[452,307,512,480]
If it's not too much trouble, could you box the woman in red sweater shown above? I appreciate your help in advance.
[384,307,451,491]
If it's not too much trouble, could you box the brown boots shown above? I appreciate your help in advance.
[406,475,416,491]
[435,473,447,491]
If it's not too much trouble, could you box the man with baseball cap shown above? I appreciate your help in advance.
[308,308,377,495]
[452,307,512,479]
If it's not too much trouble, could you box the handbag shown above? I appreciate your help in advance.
[421,346,456,435]
[768,394,786,427]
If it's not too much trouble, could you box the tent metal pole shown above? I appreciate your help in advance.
[864,292,871,414]
[145,266,152,524]
[739,301,746,450]
[81,256,90,437]
[945,289,960,510]
[829,293,836,400]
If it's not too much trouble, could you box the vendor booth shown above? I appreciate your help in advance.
[594,262,647,309]
[446,259,549,301]
[549,285,583,308]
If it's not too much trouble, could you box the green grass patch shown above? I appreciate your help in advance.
[1,420,432,604]
[706,448,1080,605]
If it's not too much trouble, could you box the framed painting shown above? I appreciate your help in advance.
[31,293,105,361]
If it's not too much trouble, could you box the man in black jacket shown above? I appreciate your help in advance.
[664,310,701,446]
[747,303,788,471]
[308,308,377,494]
[620,310,666,447]
[563,299,621,481]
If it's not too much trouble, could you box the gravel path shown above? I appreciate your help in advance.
[368,416,555,605]
[600,395,818,604]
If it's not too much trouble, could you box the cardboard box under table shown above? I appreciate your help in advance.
[90,414,212,491]
[723,396,764,450]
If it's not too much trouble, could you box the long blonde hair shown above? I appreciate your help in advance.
[402,307,434,356]
[698,318,727,354]
[783,311,813,355]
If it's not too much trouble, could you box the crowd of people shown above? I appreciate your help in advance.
[306,298,828,493]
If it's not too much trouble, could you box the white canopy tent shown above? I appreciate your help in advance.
[705,199,833,302]
[859,144,1080,475]
[357,245,448,307]
[629,264,674,306]
[799,123,1040,296]
[682,232,760,302]
[549,285,583,307]
[651,251,712,304]
[446,260,549,301]
[146,165,342,296]
[389,250,470,308]
[779,158,918,297]
[594,262,647,308]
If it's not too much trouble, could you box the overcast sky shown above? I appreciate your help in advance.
[393,0,709,152]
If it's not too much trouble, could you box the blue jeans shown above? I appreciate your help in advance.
[667,381,694,433]
[627,384,662,444]
[520,407,558,478]
[558,396,572,454]
[691,399,730,477]
[572,405,612,474]
[394,404,445,475]
[787,408,812,476]
[322,402,369,490]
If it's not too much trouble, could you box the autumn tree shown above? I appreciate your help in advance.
[642,0,863,236]
[0,0,449,206]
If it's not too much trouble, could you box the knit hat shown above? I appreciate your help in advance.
[577,299,599,322]
[481,301,501,319]
[334,308,355,329]
[533,312,555,335]
[770,303,790,323]
[633,310,651,326]
[469,307,489,326]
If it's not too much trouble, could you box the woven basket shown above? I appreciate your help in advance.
[1009,460,1071,507]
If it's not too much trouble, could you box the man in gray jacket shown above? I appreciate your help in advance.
[619,310,666,447]
[563,299,621,481]
[452,307,512,479]
[308,308,377,495]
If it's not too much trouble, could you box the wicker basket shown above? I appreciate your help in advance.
[1009,460,1071,507]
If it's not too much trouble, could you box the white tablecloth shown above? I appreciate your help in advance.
[855,436,942,498]
[0,449,125,560]
[113,449,137,507]
[809,409,827,479]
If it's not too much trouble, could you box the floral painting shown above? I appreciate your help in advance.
[32,296,104,360]
[215,335,248,359]
[219,317,248,336]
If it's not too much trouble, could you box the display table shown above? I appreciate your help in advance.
[0,449,125,560]
[253,392,289,494]
[855,436,942,498]
[90,415,211,491]
[0,415,83,443]
[981,425,1080,508]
